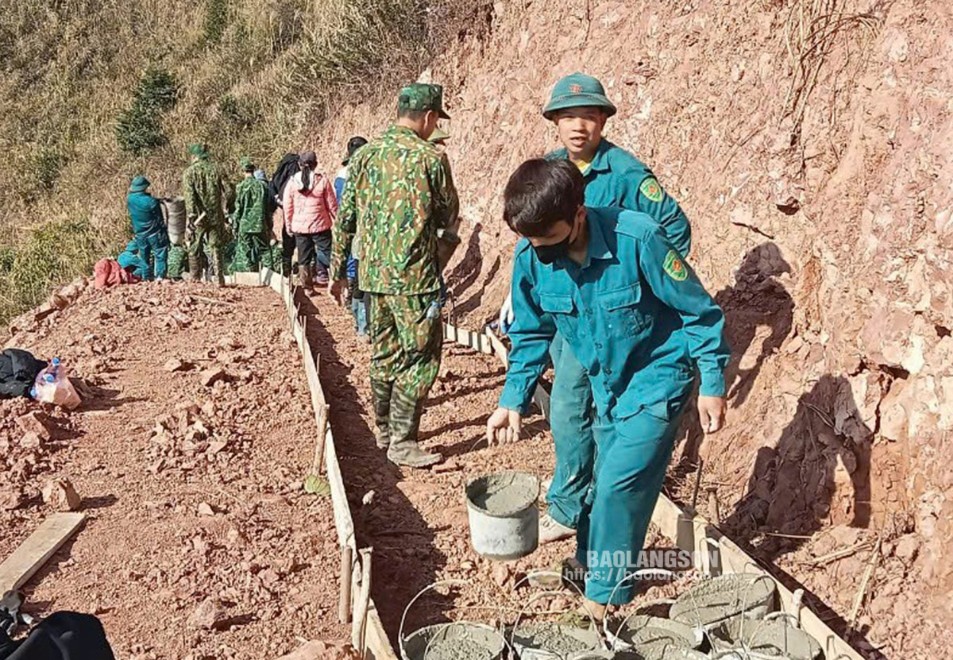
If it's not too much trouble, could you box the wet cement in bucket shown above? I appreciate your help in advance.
[513,622,598,655]
[404,624,502,660]
[467,472,538,515]
[423,637,497,660]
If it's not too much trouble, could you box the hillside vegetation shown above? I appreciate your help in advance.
[0,0,485,323]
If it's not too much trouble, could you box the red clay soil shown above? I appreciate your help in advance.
[296,291,690,651]
[1,282,348,659]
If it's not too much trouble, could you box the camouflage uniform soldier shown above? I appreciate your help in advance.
[182,143,232,286]
[230,157,271,272]
[330,83,457,468]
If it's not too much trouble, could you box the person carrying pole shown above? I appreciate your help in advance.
[230,157,271,273]
[182,143,231,286]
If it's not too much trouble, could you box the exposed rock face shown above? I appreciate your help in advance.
[309,0,952,654]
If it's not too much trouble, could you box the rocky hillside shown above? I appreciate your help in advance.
[0,0,484,322]
[309,0,952,656]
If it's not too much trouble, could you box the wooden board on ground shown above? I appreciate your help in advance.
[0,513,86,593]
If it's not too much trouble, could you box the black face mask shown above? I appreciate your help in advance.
[533,219,577,265]
[533,234,571,265]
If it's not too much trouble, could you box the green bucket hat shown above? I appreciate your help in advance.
[129,175,150,193]
[542,72,617,120]
[398,83,450,120]
[187,143,209,159]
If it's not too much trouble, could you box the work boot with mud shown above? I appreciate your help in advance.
[370,379,393,449]
[188,254,204,283]
[386,388,441,468]
[298,265,314,294]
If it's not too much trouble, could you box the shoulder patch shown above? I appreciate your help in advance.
[663,250,688,281]
[639,177,664,203]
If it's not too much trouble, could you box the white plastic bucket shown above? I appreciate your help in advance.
[465,472,539,560]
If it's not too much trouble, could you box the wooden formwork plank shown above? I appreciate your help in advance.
[0,513,85,593]
[231,271,262,287]
[323,432,356,549]
[237,277,394,660]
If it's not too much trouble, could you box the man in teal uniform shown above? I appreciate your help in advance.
[487,159,728,618]
[126,175,169,280]
[502,72,693,544]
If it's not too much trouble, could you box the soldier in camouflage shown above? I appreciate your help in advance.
[230,156,271,272]
[330,83,458,468]
[182,143,232,286]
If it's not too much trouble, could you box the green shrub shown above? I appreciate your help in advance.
[219,94,261,129]
[32,147,61,189]
[115,67,179,156]
[204,0,229,45]
[136,67,179,112]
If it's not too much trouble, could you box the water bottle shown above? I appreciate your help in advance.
[31,357,81,409]
[426,300,441,321]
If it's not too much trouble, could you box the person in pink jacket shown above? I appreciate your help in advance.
[283,151,338,292]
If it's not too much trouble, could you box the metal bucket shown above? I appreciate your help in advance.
[709,613,823,660]
[608,614,702,659]
[402,622,506,660]
[670,574,777,628]
[465,472,539,560]
[163,197,187,246]
[399,581,509,660]
[511,622,604,660]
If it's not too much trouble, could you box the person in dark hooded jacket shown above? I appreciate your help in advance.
[269,153,300,275]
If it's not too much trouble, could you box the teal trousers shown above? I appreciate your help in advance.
[546,332,596,529]
[576,395,690,605]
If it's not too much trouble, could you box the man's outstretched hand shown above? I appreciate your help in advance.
[329,279,347,306]
[697,395,726,434]
[486,407,522,445]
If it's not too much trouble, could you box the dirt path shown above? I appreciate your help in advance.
[1,283,348,659]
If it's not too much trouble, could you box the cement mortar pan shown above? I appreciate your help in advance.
[709,612,824,660]
[399,581,508,660]
[670,574,778,629]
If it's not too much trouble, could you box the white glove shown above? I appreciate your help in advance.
[498,292,515,332]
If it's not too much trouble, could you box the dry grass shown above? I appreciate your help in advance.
[0,0,488,325]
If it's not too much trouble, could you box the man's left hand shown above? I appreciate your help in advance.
[697,396,726,434]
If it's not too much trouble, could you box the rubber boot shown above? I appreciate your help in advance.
[386,388,441,468]
[188,253,204,283]
[370,379,393,449]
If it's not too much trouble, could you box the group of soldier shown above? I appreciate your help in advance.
[123,73,731,623]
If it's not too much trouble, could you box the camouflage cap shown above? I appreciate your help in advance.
[398,83,450,120]
[239,156,255,172]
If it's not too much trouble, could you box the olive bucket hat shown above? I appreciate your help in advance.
[542,72,617,120]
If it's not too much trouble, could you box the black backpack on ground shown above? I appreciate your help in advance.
[0,612,114,660]
[0,349,46,399]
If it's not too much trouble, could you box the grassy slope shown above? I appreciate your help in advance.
[0,0,477,323]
